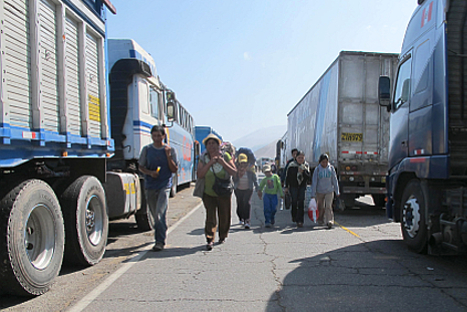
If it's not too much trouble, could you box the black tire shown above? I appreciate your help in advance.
[61,176,108,266]
[372,194,386,207]
[400,180,428,253]
[170,174,177,198]
[340,194,355,209]
[0,180,64,296]
[135,185,154,231]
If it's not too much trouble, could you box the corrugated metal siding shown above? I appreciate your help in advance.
[4,0,32,129]
[39,0,60,132]
[86,32,101,138]
[65,15,81,135]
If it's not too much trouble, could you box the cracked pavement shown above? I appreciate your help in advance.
[74,190,467,312]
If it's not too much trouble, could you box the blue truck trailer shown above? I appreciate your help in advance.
[379,0,467,254]
[194,125,223,155]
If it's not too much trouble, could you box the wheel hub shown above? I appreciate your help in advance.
[403,197,420,238]
[85,195,103,246]
[85,209,95,231]
[24,204,55,270]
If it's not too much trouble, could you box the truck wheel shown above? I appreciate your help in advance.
[372,194,386,207]
[135,186,154,231]
[0,180,64,296]
[61,176,108,266]
[170,175,177,198]
[339,194,355,209]
[400,180,428,253]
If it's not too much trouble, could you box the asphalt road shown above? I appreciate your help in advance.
[2,185,467,311]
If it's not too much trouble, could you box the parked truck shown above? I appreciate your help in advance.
[108,39,196,198]
[0,0,181,296]
[286,51,399,208]
[378,0,467,254]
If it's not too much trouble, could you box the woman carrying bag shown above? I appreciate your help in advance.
[197,134,237,250]
[310,153,340,229]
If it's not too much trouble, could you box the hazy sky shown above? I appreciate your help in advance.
[106,0,418,142]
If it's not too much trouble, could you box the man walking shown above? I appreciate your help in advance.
[139,125,178,251]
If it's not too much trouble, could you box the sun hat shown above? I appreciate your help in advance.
[238,153,248,163]
[263,165,272,173]
[202,133,222,146]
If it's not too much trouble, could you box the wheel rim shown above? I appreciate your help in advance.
[402,196,421,238]
[25,204,55,270]
[85,195,103,246]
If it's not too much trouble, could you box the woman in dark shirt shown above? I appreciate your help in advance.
[284,151,311,227]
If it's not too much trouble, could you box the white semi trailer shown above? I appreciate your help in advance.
[285,51,399,208]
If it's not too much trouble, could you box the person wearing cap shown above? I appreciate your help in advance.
[257,165,284,228]
[139,125,179,251]
[197,133,237,250]
[310,153,340,229]
[233,153,258,229]
[284,150,311,228]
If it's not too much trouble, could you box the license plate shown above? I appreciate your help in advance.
[341,132,363,142]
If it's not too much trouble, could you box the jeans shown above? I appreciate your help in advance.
[290,185,306,223]
[146,188,170,245]
[234,189,253,223]
[263,193,278,224]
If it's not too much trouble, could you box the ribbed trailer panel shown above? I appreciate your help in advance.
[0,0,113,167]
[4,0,32,129]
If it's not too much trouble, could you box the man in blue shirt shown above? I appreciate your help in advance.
[139,125,178,251]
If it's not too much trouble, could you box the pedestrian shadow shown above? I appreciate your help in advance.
[187,228,205,236]
[141,245,207,259]
[264,240,467,311]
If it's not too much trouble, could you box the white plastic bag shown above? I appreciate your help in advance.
[307,198,319,223]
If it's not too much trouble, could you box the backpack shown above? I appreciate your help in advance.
[236,147,256,166]
[221,142,236,160]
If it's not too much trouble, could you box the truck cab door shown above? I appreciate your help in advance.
[389,55,412,169]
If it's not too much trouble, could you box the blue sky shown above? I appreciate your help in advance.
[106,0,418,142]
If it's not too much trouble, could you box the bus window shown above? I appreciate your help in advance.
[140,79,150,114]
[150,86,159,119]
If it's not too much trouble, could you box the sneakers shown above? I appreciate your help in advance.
[297,222,304,228]
[265,223,272,228]
[244,223,250,229]
[152,242,164,251]
[206,242,214,251]
[239,220,244,225]
[219,238,226,244]
[327,222,333,229]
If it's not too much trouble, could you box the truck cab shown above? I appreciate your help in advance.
[107,39,166,165]
[379,0,467,254]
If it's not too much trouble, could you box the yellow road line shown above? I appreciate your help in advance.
[335,222,360,238]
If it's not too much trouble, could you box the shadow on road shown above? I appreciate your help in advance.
[141,245,206,260]
[265,240,467,311]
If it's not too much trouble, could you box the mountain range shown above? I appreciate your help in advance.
[232,125,286,158]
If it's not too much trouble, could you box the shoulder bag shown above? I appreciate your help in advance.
[211,167,233,196]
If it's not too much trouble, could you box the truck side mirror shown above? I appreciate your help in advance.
[378,76,391,111]
[165,90,176,126]
[167,101,175,123]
